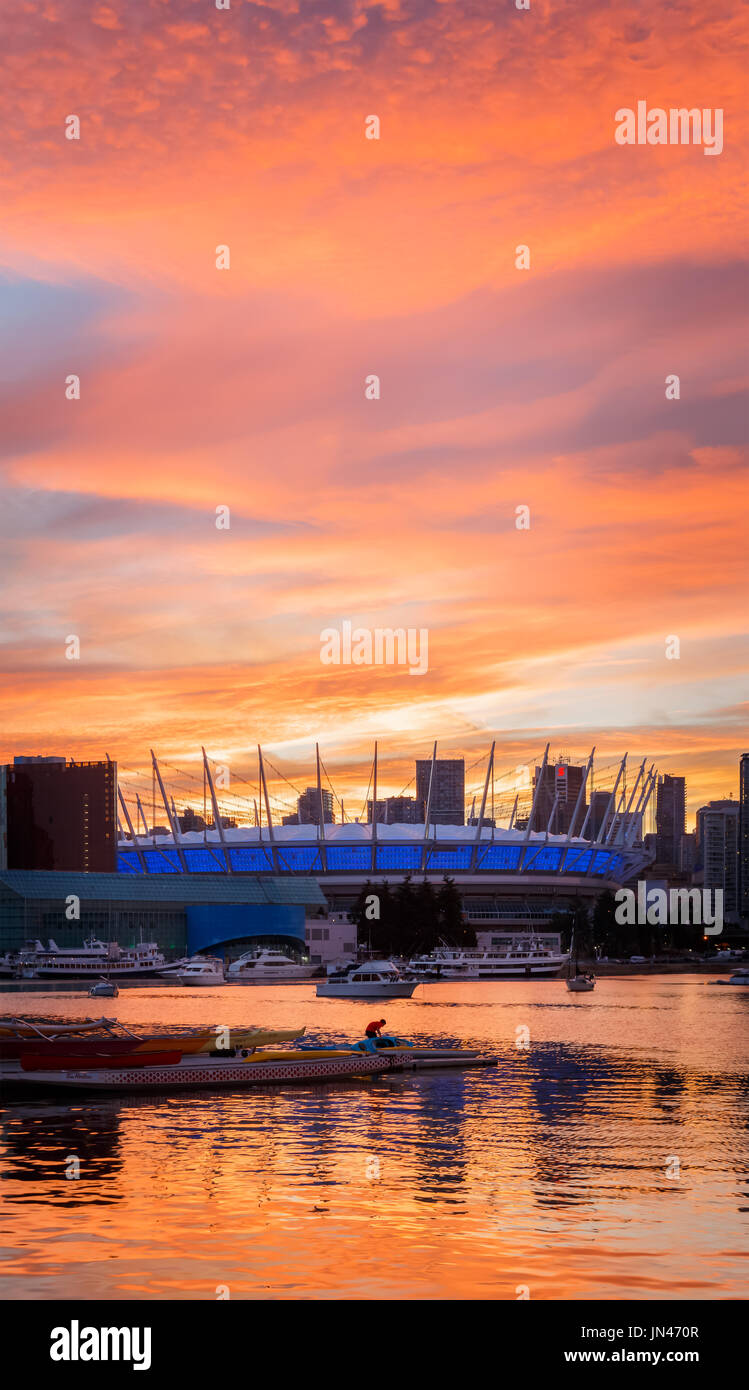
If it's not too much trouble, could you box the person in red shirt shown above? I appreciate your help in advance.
[365,1018,386,1038]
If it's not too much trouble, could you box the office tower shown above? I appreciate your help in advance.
[740,754,749,922]
[530,761,587,835]
[282,786,335,826]
[696,800,740,921]
[678,831,697,874]
[367,796,424,824]
[1,756,116,872]
[655,774,686,867]
[588,790,611,840]
[415,759,465,826]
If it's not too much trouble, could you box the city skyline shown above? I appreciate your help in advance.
[1,0,747,829]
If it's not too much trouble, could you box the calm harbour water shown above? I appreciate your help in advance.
[1,976,747,1301]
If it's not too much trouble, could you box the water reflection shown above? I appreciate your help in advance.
[1,977,747,1299]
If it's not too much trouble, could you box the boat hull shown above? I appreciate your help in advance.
[3,1051,397,1092]
[316,982,416,998]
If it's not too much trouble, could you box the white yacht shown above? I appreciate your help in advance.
[0,952,17,978]
[316,960,417,998]
[14,937,166,978]
[407,937,568,980]
[225,948,318,984]
[174,958,225,986]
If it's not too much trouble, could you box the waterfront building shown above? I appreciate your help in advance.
[695,799,740,922]
[740,753,749,923]
[0,757,116,873]
[655,774,686,867]
[0,869,326,958]
[304,911,358,965]
[415,758,465,825]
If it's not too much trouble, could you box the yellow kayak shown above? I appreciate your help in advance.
[190,1027,305,1054]
[241,1046,352,1064]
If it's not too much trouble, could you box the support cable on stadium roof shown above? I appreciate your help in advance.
[358,759,374,825]
[260,755,305,803]
[318,752,347,823]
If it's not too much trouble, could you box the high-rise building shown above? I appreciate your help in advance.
[739,753,749,923]
[0,757,116,872]
[415,759,465,826]
[655,774,686,867]
[367,796,424,824]
[530,761,587,835]
[282,787,335,826]
[588,789,612,840]
[696,800,740,922]
[678,831,697,874]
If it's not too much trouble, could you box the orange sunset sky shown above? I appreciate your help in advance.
[0,0,747,827]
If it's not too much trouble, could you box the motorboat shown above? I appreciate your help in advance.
[408,937,568,980]
[316,961,417,998]
[14,936,166,978]
[715,966,749,986]
[0,952,17,978]
[157,956,194,976]
[173,957,225,986]
[88,978,119,998]
[225,948,318,983]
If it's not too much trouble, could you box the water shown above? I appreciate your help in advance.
[1,977,747,1300]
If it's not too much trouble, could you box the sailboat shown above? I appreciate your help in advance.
[565,924,595,993]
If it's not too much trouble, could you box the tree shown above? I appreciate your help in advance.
[436,877,474,945]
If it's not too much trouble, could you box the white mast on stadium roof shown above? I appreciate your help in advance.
[202,746,232,873]
[421,740,438,871]
[566,747,595,841]
[524,742,550,842]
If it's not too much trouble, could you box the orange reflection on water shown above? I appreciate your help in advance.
[1,977,747,1299]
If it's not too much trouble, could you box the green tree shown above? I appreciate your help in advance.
[436,877,474,945]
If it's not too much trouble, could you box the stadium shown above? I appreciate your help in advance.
[114,743,657,935]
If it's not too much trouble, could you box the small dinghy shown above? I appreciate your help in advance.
[89,978,119,998]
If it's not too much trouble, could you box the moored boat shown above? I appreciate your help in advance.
[225,948,317,983]
[565,926,595,992]
[89,978,119,998]
[316,961,416,998]
[3,1049,399,1092]
[14,937,166,978]
[174,958,225,986]
[408,937,568,980]
[0,1016,305,1061]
